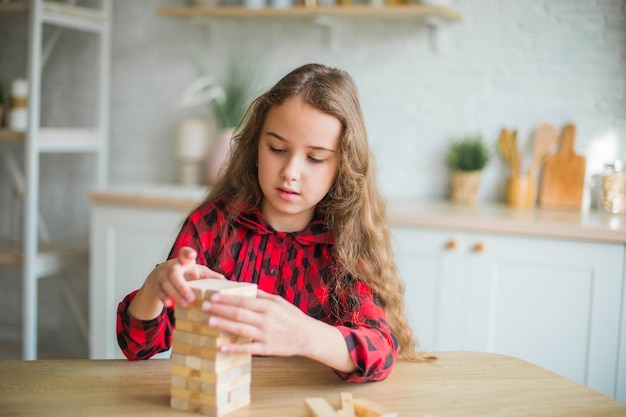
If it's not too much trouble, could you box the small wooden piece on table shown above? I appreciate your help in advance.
[352,398,397,417]
[306,393,395,417]
[305,397,340,417]
[170,279,257,417]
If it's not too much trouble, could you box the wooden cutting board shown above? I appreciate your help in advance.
[539,123,586,209]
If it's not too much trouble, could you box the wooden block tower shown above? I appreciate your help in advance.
[170,279,258,416]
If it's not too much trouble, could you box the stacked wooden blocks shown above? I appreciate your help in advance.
[170,279,258,416]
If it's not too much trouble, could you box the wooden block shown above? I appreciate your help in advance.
[187,279,257,306]
[228,383,250,403]
[201,352,251,372]
[174,329,246,349]
[340,392,355,417]
[171,396,192,411]
[171,363,251,386]
[175,307,213,324]
[199,392,250,417]
[352,398,397,417]
[172,352,251,373]
[305,397,339,417]
[171,385,228,407]
[175,318,222,337]
[201,373,251,395]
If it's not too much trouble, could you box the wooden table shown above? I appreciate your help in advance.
[1,352,624,416]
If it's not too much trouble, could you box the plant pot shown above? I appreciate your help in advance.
[207,128,234,185]
[450,170,481,205]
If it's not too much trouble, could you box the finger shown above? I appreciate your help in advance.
[161,279,190,307]
[208,315,260,341]
[195,265,227,281]
[178,247,197,266]
[219,342,266,356]
[209,293,265,313]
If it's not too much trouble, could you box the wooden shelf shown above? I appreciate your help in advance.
[0,128,103,153]
[156,4,462,21]
[0,243,88,278]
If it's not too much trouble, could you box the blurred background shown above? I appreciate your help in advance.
[0,0,624,360]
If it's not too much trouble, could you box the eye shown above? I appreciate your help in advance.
[308,156,324,164]
[269,145,286,154]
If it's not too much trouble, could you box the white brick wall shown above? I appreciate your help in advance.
[0,0,624,356]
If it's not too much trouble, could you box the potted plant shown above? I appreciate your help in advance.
[447,136,490,205]
[180,61,259,184]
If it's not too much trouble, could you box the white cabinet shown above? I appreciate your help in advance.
[392,226,625,401]
[89,203,188,359]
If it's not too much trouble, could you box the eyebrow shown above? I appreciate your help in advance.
[265,131,337,153]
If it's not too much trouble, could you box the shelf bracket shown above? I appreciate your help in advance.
[311,15,339,52]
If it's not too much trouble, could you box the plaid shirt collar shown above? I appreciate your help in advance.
[234,201,334,246]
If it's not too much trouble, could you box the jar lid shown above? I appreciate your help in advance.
[11,79,28,96]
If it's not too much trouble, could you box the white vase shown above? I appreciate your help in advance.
[176,118,215,185]
[244,0,266,8]
[207,129,234,185]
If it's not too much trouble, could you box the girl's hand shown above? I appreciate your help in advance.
[144,246,225,309]
[201,290,315,358]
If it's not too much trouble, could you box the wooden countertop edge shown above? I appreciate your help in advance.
[389,211,626,244]
[88,191,202,211]
[88,190,626,244]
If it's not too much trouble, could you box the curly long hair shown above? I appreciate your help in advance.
[202,63,423,361]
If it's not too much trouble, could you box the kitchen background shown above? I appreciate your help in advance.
[0,0,624,358]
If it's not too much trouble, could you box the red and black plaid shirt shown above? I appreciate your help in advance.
[116,197,398,382]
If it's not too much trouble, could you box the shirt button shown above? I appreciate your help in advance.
[277,238,284,243]
[270,269,276,275]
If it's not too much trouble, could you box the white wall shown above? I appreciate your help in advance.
[0,0,624,356]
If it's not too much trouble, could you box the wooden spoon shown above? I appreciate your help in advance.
[510,129,521,176]
[527,123,558,178]
[497,127,514,172]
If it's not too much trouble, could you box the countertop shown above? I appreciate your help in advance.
[89,184,626,244]
[2,352,624,416]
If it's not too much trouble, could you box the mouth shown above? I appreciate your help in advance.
[277,187,299,201]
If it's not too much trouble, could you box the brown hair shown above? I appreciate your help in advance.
[203,63,424,361]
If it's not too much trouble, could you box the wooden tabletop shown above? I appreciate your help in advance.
[1,352,624,416]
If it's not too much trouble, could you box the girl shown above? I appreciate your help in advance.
[116,63,423,382]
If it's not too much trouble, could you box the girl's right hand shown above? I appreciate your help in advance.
[144,246,226,309]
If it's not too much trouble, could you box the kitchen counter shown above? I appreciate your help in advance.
[89,184,626,244]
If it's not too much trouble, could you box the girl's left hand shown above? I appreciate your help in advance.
[201,290,315,358]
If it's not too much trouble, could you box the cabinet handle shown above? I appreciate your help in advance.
[446,240,457,249]
[473,242,485,252]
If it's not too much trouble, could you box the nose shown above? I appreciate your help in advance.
[280,155,301,182]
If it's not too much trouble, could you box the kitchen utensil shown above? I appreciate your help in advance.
[538,123,586,209]
[510,129,521,175]
[527,123,558,178]
[498,127,516,173]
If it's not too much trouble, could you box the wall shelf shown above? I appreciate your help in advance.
[156,4,462,21]
[157,4,461,52]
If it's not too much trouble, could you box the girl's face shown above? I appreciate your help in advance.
[257,96,341,232]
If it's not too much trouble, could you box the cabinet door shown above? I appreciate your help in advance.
[89,205,187,359]
[392,227,465,352]
[463,233,623,399]
[392,226,624,400]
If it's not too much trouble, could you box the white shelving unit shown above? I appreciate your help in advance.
[0,0,112,360]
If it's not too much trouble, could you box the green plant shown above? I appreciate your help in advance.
[447,137,490,172]
[180,60,259,131]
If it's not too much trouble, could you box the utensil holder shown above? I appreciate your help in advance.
[506,175,536,208]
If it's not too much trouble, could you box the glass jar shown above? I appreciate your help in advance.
[8,79,28,132]
[600,161,626,214]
